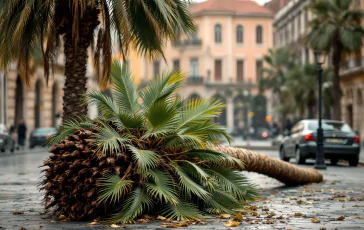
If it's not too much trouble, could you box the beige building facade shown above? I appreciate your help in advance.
[127,0,274,131]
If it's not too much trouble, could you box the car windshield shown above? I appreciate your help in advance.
[308,121,353,132]
[34,128,56,134]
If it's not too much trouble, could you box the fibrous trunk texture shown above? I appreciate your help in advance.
[213,146,323,186]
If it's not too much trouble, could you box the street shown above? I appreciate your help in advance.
[0,147,364,229]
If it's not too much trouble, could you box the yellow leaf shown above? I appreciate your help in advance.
[252,212,260,217]
[353,216,361,219]
[311,218,320,223]
[224,220,240,227]
[277,215,283,219]
[50,220,57,223]
[168,224,178,228]
[286,228,293,230]
[89,221,98,225]
[219,213,232,219]
[336,216,345,221]
[111,224,121,228]
[176,223,189,227]
[233,212,243,221]
[320,228,326,230]
[156,215,167,220]
[58,215,66,221]
[20,227,27,230]
[12,211,24,215]
[253,197,260,201]
[294,212,303,217]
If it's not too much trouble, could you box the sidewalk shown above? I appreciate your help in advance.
[1,158,364,229]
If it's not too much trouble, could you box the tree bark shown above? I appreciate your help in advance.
[61,8,99,122]
[213,146,323,186]
[332,40,342,120]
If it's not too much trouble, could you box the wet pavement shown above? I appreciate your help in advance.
[0,148,364,229]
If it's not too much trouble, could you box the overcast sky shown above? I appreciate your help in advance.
[192,0,270,5]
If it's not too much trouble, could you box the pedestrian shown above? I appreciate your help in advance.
[17,120,27,150]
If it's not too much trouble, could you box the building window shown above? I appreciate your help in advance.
[237,60,244,82]
[193,25,199,40]
[291,17,295,38]
[173,59,180,71]
[256,60,263,82]
[215,24,222,43]
[153,61,160,78]
[215,59,222,81]
[355,0,361,5]
[256,25,263,44]
[236,25,243,44]
[190,58,199,77]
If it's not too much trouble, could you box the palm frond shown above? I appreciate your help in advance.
[161,202,202,221]
[128,145,160,175]
[97,173,133,204]
[46,116,94,146]
[109,187,154,223]
[145,170,179,204]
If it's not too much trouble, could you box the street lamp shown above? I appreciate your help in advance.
[314,50,327,170]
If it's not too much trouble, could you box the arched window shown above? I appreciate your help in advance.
[236,25,243,43]
[215,24,222,43]
[256,25,263,44]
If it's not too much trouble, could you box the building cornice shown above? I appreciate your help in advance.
[193,11,273,19]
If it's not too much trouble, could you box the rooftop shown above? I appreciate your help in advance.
[190,0,273,16]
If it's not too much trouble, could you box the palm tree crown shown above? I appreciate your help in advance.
[305,0,364,120]
[43,61,257,223]
[0,0,195,121]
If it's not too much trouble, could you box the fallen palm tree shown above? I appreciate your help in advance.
[40,63,323,223]
[213,146,323,186]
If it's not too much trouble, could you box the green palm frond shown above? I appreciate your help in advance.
[128,145,160,175]
[115,111,144,130]
[161,202,202,221]
[92,120,131,155]
[171,162,210,201]
[203,187,240,214]
[110,187,154,223]
[110,60,141,115]
[46,116,94,146]
[205,167,258,201]
[97,173,133,204]
[145,170,179,205]
[84,90,120,120]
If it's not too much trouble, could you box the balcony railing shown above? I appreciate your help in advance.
[186,76,204,85]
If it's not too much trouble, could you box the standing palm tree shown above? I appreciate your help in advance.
[0,0,194,122]
[286,64,332,119]
[305,0,364,120]
[259,48,295,124]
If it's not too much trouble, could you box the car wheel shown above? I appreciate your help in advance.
[279,146,290,162]
[0,148,5,152]
[295,147,305,164]
[349,157,359,167]
[330,158,338,166]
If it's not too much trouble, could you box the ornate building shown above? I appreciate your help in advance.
[127,0,274,132]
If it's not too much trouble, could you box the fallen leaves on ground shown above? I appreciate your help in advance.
[311,218,320,223]
[20,227,27,230]
[111,224,125,228]
[12,211,24,215]
[353,216,361,219]
[319,228,326,230]
[277,215,283,219]
[233,212,243,221]
[253,197,260,201]
[219,214,232,219]
[336,216,345,221]
[224,220,240,227]
[88,221,98,225]
[294,212,303,217]
[156,215,167,220]
[251,211,260,217]
[50,220,57,223]
[58,215,66,220]
[176,223,189,227]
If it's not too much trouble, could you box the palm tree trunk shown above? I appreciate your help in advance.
[213,146,323,186]
[62,35,89,122]
[61,8,100,122]
[332,41,342,120]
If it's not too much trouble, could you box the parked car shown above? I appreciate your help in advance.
[29,127,56,148]
[0,124,15,152]
[279,119,360,166]
[272,134,284,146]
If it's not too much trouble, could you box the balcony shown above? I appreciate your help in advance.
[340,56,363,78]
[186,76,204,85]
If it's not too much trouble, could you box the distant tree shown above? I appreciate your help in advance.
[305,0,364,120]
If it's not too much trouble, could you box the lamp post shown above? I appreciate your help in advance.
[314,50,327,170]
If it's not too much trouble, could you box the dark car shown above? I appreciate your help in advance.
[29,127,56,148]
[0,124,15,153]
[279,119,360,166]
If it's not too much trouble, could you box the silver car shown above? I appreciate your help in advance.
[0,124,15,153]
[280,119,360,166]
